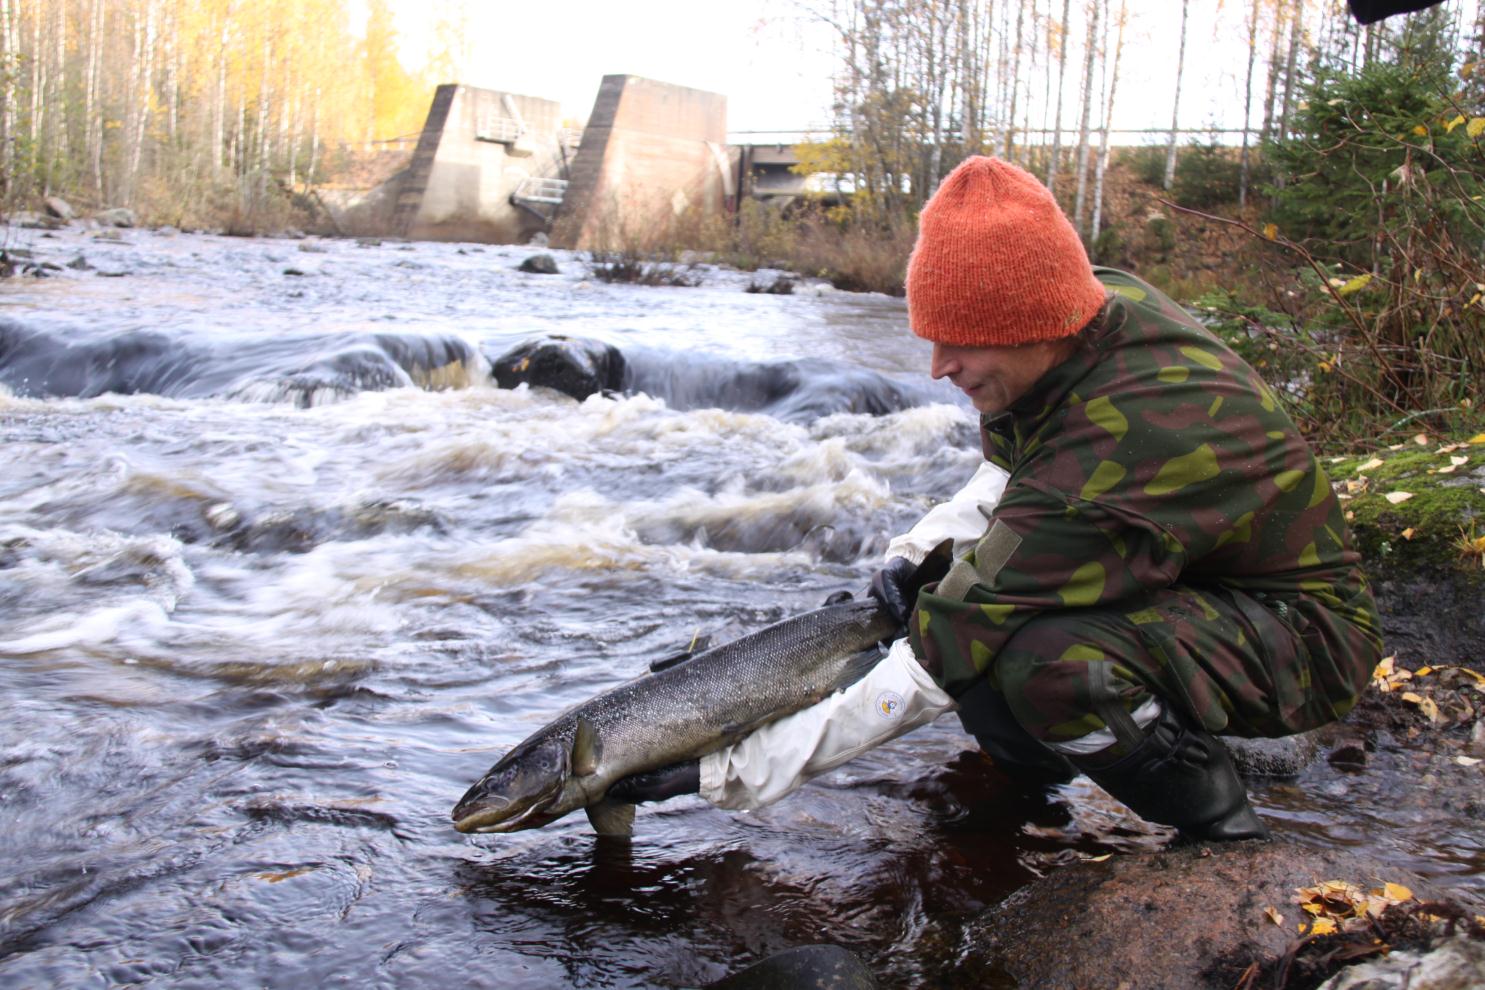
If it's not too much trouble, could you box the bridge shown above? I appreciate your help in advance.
[320,76,825,247]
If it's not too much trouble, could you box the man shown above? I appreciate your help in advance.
[612,156,1383,842]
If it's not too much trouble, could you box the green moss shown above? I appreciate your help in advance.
[1324,437,1485,580]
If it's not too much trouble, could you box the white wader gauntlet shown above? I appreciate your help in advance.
[699,638,956,810]
[697,462,1007,811]
[885,462,1009,564]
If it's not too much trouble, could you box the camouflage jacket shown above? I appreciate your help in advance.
[909,267,1383,710]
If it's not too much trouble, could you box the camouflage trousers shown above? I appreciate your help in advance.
[990,584,1370,756]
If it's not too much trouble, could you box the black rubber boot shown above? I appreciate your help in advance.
[956,677,1077,789]
[1073,705,1270,842]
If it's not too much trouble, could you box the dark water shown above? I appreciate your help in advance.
[0,228,1478,988]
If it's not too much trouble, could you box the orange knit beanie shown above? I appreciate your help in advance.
[906,156,1106,347]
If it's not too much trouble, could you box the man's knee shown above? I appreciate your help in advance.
[994,611,1153,749]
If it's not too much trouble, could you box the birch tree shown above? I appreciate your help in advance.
[1163,0,1190,191]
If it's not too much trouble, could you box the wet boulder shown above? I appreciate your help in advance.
[487,335,626,401]
[95,207,137,228]
[517,253,560,275]
[960,839,1456,990]
[43,196,75,221]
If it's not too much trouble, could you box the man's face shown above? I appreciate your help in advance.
[930,339,1074,414]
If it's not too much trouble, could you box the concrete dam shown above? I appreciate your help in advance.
[321,75,812,249]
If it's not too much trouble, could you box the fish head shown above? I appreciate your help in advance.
[451,737,569,834]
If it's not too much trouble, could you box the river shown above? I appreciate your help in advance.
[0,226,1479,988]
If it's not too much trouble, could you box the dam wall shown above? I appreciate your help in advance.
[553,75,731,250]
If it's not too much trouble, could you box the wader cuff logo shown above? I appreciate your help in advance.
[875,690,905,720]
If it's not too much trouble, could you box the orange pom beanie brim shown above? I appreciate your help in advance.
[906,157,1107,347]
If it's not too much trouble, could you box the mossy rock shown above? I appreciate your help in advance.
[1323,434,1485,664]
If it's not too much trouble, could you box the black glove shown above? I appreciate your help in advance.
[867,555,918,627]
[606,759,700,804]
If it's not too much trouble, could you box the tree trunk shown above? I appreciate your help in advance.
[1047,0,1071,194]
[1239,0,1262,208]
[1005,0,1026,158]
[1260,2,1283,145]
[1278,0,1304,139]
[86,0,104,199]
[1091,0,1127,246]
[1073,0,1100,233]
[1163,0,1190,191]
[0,0,15,199]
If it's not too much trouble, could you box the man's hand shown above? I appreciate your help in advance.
[867,556,918,627]
[606,760,700,804]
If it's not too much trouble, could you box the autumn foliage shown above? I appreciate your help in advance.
[0,0,438,228]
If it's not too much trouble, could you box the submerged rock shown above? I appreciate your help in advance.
[707,944,877,990]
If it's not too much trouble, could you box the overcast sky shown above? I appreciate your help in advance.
[387,0,1481,141]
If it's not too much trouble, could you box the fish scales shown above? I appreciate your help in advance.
[451,541,951,835]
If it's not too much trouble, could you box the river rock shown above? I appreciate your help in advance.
[488,335,626,401]
[960,839,1450,990]
[95,207,137,228]
[707,945,877,990]
[1223,729,1324,777]
[43,196,75,221]
[1316,935,1485,990]
[517,253,560,275]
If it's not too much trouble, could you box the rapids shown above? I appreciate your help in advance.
[0,227,1478,988]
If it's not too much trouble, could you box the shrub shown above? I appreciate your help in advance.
[1172,140,1243,210]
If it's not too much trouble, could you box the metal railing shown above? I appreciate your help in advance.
[511,177,569,205]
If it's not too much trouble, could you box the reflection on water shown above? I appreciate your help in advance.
[0,228,1478,988]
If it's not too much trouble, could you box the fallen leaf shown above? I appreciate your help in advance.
[1414,666,1433,676]
[1265,906,1285,926]
[1263,223,1278,240]
[1402,528,1416,540]
[1378,882,1413,902]
[1470,433,1485,444]
[1384,491,1414,504]
[1310,917,1338,936]
[1456,755,1482,767]
[1086,853,1112,862]
[1401,691,1441,722]
[1413,433,1430,446]
[1358,457,1385,472]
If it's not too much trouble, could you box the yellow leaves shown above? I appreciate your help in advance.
[1372,655,1411,692]
[1469,118,1485,140]
[1446,114,1466,133]
[1326,273,1371,296]
[1294,879,1415,936]
[1469,434,1485,445]
[1264,906,1285,927]
[1412,124,1430,137]
[1263,223,1279,241]
[1400,691,1441,723]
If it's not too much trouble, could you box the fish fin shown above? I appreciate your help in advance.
[903,539,955,598]
[572,717,602,777]
[831,647,887,693]
[586,798,635,837]
[648,631,713,673]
